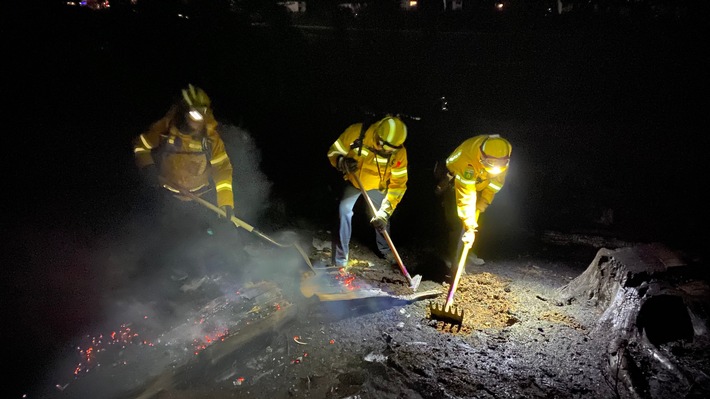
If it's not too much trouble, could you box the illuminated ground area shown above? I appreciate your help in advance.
[26,227,710,399]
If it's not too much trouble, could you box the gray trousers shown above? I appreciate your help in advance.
[333,184,390,266]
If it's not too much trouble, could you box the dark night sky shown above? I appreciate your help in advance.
[3,2,709,397]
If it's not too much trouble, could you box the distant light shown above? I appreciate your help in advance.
[409,0,417,6]
[495,2,504,10]
[440,96,449,112]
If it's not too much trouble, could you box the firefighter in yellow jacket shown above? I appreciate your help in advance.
[132,84,235,220]
[435,134,512,267]
[327,115,408,267]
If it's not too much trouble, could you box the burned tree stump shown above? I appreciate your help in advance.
[556,243,710,399]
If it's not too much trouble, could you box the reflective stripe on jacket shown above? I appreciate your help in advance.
[327,122,408,214]
[133,106,234,208]
[445,135,507,224]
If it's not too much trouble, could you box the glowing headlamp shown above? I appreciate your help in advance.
[480,153,509,175]
[188,108,205,122]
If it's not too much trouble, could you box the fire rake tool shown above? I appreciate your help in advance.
[428,237,472,326]
[165,183,316,275]
[347,167,422,291]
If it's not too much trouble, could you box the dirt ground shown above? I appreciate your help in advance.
[33,226,709,399]
[9,6,708,399]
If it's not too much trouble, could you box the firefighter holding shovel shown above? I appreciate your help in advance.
[132,84,241,284]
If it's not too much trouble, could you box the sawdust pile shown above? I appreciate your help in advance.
[433,272,518,334]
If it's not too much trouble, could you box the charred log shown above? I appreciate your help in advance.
[555,243,710,398]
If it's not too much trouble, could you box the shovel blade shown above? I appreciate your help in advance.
[409,274,422,291]
[428,301,465,326]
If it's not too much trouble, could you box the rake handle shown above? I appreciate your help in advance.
[445,241,472,310]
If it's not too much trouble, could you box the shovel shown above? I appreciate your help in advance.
[428,238,472,326]
[346,166,422,291]
[164,183,316,275]
[314,288,440,302]
[298,264,438,301]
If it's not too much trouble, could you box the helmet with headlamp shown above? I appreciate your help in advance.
[181,84,211,122]
[479,135,511,175]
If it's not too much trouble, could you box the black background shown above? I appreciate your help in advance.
[3,2,708,397]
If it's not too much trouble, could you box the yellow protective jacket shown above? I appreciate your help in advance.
[445,135,508,227]
[327,122,408,215]
[132,106,234,208]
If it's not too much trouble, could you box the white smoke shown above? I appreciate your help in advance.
[219,123,272,223]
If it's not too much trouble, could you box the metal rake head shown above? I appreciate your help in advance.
[428,301,465,326]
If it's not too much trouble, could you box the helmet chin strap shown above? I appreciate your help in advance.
[374,148,393,158]
[173,121,205,138]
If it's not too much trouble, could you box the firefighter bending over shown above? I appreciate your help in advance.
[327,115,409,267]
[132,84,235,220]
[435,134,512,268]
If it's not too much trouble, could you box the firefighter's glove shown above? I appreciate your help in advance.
[141,164,160,188]
[464,217,478,231]
[462,217,478,246]
[219,205,234,221]
[370,209,389,230]
[337,156,358,174]
[462,228,477,246]
[434,178,453,196]
[433,161,453,196]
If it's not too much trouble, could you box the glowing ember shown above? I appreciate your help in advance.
[72,323,151,376]
[335,270,361,291]
[54,281,289,393]
[192,328,229,355]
